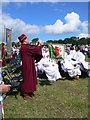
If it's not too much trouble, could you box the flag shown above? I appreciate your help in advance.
[5,28,12,54]
[49,45,55,59]
[55,46,59,57]
[49,44,65,60]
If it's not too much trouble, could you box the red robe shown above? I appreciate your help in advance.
[1,46,6,66]
[20,44,42,93]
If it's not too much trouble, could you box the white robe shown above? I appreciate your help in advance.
[38,58,62,81]
[61,55,81,78]
[73,51,88,71]
[70,50,76,59]
[37,51,62,81]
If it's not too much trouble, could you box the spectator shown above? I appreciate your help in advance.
[1,43,6,66]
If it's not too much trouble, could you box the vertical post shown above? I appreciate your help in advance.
[11,28,12,53]
[4,26,6,44]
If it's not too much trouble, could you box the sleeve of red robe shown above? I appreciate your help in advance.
[27,45,42,62]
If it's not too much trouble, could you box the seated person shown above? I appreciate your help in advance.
[60,54,81,82]
[37,46,65,81]
[73,46,89,72]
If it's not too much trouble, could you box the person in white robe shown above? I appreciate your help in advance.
[73,46,89,72]
[69,47,76,59]
[61,54,81,79]
[37,45,65,81]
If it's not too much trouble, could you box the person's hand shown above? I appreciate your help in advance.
[37,40,42,46]
[0,59,2,67]
[0,82,11,93]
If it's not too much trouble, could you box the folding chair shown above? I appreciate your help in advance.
[9,57,21,68]
[2,70,21,99]
[7,67,22,82]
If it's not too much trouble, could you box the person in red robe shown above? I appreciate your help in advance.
[1,43,6,66]
[18,34,42,100]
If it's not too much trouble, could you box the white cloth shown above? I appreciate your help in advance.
[37,58,62,81]
[12,47,16,54]
[73,51,88,71]
[37,46,62,81]
[42,47,50,60]
[61,55,81,78]
[70,50,76,59]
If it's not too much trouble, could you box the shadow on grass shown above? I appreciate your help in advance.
[39,79,52,86]
[38,72,52,86]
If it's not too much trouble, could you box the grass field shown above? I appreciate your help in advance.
[3,77,89,118]
[3,55,89,119]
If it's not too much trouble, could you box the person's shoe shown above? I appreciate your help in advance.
[73,79,78,82]
[24,93,33,100]
[73,76,79,82]
[60,77,66,80]
[56,77,66,81]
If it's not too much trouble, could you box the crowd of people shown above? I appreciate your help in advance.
[60,45,89,81]
[37,44,90,82]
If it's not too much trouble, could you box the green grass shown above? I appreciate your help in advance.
[85,54,90,62]
[3,77,88,118]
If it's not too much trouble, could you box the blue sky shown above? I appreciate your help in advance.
[2,2,88,42]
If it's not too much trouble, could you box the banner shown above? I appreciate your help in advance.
[49,44,65,60]
[4,28,12,54]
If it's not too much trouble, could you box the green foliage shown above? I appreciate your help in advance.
[0,36,90,49]
[78,38,90,45]
[46,37,90,45]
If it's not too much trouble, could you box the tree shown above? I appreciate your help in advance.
[46,40,54,43]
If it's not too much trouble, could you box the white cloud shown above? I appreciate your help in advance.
[2,14,42,42]
[44,20,64,34]
[78,20,88,39]
[78,33,88,39]
[88,34,90,38]
[44,12,81,34]
[81,21,88,33]
[1,12,88,42]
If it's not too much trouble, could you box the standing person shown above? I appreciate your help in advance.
[12,44,17,58]
[1,43,6,66]
[18,34,42,100]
